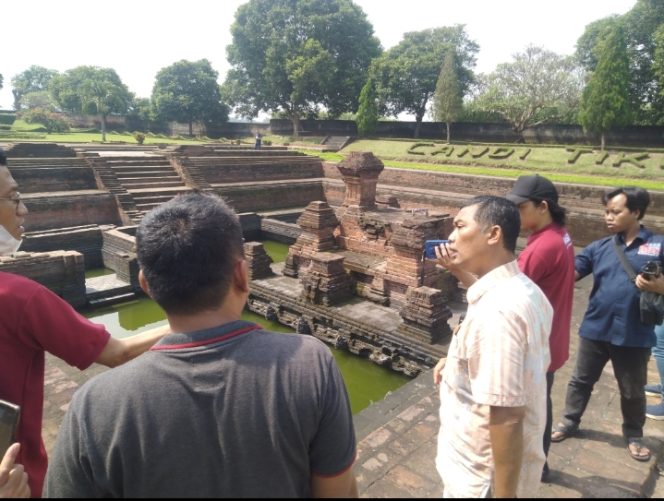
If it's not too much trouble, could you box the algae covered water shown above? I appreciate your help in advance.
[84,298,409,414]
[84,240,409,414]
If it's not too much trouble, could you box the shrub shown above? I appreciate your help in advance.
[262,139,272,146]
[133,132,146,144]
[0,113,16,126]
[21,108,69,133]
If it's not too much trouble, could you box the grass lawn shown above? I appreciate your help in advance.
[292,138,664,191]
[3,126,662,190]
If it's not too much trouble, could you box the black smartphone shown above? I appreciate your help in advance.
[423,240,449,259]
[0,399,20,458]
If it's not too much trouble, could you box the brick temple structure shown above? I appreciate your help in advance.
[2,142,663,376]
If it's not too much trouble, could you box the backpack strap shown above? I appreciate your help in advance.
[612,235,637,283]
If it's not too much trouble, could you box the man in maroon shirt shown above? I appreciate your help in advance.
[506,174,575,482]
[0,148,168,496]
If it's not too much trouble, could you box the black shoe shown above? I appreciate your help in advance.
[541,462,550,482]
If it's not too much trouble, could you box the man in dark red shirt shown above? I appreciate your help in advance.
[0,148,168,497]
[506,174,575,482]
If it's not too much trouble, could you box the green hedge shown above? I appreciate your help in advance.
[0,113,16,126]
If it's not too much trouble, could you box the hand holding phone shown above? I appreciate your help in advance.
[0,400,20,459]
[424,240,449,259]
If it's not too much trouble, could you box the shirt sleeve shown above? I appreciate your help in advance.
[308,353,357,477]
[575,242,595,279]
[19,284,110,369]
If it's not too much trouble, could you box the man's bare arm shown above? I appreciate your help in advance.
[489,405,525,498]
[311,468,358,498]
[95,324,171,368]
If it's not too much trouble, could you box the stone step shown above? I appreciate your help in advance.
[112,169,177,177]
[120,181,186,190]
[131,194,182,204]
[87,291,138,309]
[117,176,182,184]
[128,186,193,195]
[110,165,175,172]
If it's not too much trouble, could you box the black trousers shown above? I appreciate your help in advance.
[543,371,554,461]
[560,337,651,439]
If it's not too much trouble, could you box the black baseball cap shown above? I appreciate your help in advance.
[506,174,558,205]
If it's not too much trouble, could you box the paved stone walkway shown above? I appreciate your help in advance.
[41,273,664,497]
[352,273,664,498]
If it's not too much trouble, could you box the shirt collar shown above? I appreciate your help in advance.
[151,319,262,351]
[615,225,651,247]
[466,260,521,305]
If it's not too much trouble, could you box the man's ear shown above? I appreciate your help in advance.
[234,259,250,293]
[138,269,152,297]
[487,224,502,247]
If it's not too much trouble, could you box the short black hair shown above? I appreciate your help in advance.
[0,148,6,166]
[602,187,650,220]
[463,195,520,253]
[136,191,245,315]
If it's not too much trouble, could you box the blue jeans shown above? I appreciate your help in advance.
[561,337,651,439]
[651,322,664,398]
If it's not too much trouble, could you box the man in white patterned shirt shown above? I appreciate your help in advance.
[431,196,553,498]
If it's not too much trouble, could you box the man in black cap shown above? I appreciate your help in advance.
[506,174,575,482]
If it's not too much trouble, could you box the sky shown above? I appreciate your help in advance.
[0,0,637,112]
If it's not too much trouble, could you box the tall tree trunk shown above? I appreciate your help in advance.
[601,132,605,151]
[189,121,193,137]
[414,116,422,139]
[291,115,301,138]
[446,121,451,143]
[100,114,107,143]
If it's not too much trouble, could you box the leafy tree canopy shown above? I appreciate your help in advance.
[576,0,664,124]
[20,90,59,112]
[653,24,664,99]
[579,23,633,150]
[152,59,229,136]
[356,78,378,137]
[433,50,463,142]
[222,0,381,135]
[371,25,478,137]
[469,46,583,133]
[11,65,59,111]
[50,66,132,141]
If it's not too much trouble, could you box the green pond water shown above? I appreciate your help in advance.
[84,240,409,414]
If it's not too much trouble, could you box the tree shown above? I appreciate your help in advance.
[433,51,463,143]
[470,46,583,134]
[10,65,58,111]
[50,66,132,142]
[578,23,632,151]
[355,79,378,137]
[371,25,478,138]
[126,97,158,133]
[152,59,228,137]
[20,91,58,112]
[653,25,664,100]
[222,0,381,136]
[576,1,664,124]
[0,74,3,91]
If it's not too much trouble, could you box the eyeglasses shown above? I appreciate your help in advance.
[0,193,23,210]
